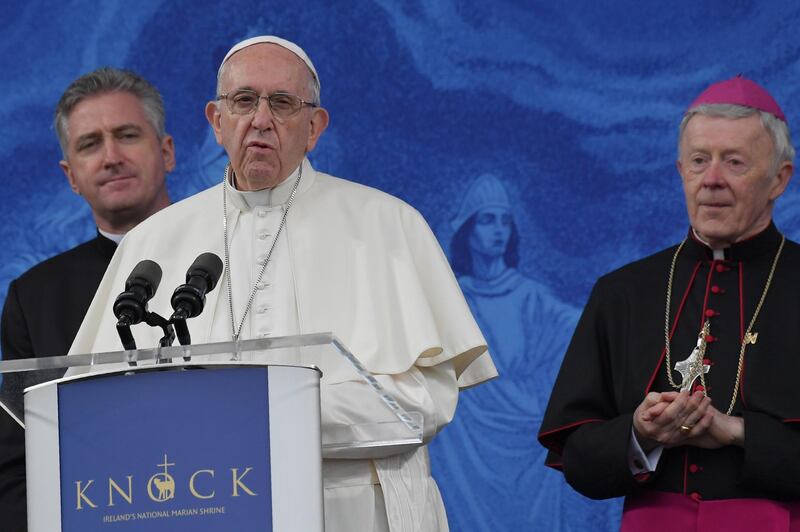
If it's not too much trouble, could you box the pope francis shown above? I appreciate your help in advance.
[69,35,497,532]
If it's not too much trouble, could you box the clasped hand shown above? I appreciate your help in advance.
[632,390,744,452]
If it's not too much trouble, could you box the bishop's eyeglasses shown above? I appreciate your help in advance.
[217,89,318,121]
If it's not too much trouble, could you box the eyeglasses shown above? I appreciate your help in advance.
[217,90,318,121]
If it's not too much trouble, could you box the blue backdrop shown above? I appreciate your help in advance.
[3,1,800,530]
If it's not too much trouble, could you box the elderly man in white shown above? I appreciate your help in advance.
[71,35,497,532]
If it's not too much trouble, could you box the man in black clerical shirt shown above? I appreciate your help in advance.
[540,76,800,531]
[0,67,175,532]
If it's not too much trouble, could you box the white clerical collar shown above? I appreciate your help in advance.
[98,228,125,244]
[692,228,726,260]
[227,158,315,211]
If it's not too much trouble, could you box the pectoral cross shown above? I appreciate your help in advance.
[674,321,711,392]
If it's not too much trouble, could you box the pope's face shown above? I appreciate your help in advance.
[469,207,512,259]
[59,91,174,233]
[678,113,792,248]
[206,44,329,191]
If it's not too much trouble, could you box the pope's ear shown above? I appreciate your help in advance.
[60,160,80,194]
[305,107,329,152]
[205,101,223,145]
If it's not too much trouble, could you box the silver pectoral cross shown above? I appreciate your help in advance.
[674,321,712,392]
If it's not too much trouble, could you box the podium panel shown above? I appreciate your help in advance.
[25,364,323,532]
[1,334,424,453]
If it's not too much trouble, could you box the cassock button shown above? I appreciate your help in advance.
[257,232,271,240]
[689,464,699,473]
[716,264,725,272]
[690,492,702,501]
[705,309,716,318]
[703,358,713,366]
[705,335,716,343]
[256,282,270,290]
[257,209,267,218]
[711,285,721,294]
[693,384,705,393]
[257,255,267,265]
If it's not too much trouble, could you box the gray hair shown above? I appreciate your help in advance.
[215,56,321,106]
[54,67,167,157]
[679,104,795,176]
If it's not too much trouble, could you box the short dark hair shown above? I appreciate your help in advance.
[54,67,166,157]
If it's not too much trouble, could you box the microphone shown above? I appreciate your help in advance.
[113,260,163,326]
[170,253,223,348]
[170,253,224,320]
[113,260,162,354]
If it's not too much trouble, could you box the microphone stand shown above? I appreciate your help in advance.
[170,311,193,362]
[115,311,177,365]
[115,317,139,367]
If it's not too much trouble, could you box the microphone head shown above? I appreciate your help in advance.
[170,253,224,320]
[126,260,163,298]
[114,260,163,324]
[187,253,224,291]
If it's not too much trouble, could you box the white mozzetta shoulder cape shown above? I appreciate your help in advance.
[71,160,496,389]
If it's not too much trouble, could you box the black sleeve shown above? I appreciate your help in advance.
[2,280,34,361]
[0,412,26,531]
[562,414,642,499]
[539,277,646,499]
[0,280,29,531]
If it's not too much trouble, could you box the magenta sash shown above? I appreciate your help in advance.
[621,491,800,532]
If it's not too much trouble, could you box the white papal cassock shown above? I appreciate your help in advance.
[70,158,497,532]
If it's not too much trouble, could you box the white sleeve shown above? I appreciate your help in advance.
[628,426,663,475]
[320,360,457,459]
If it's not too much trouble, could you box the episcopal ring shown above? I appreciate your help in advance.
[679,425,692,434]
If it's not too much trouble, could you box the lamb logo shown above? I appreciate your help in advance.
[147,455,176,502]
